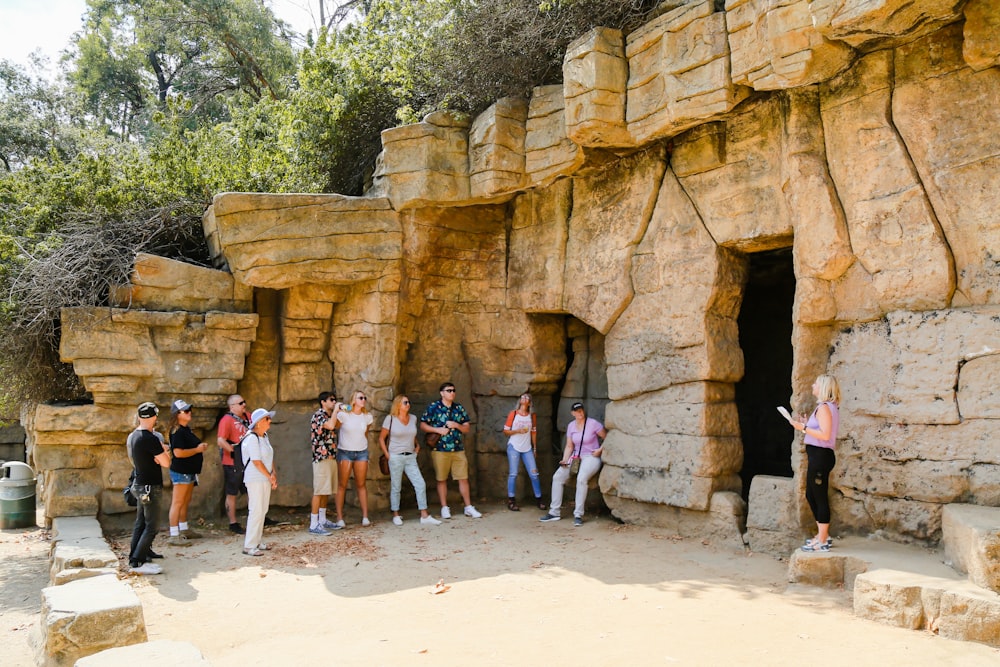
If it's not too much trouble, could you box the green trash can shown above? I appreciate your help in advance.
[0,461,36,529]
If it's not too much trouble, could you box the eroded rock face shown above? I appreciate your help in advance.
[33,8,1000,552]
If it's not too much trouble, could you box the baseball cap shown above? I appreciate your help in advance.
[137,402,158,418]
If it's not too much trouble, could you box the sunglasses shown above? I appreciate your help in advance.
[180,408,192,414]
[231,400,245,407]
[402,400,410,405]
[443,388,456,393]
[357,396,367,401]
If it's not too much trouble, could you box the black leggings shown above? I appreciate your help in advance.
[805,445,836,524]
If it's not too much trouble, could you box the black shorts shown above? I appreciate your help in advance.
[223,464,245,496]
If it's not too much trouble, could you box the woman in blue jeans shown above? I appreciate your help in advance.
[378,395,442,526]
[503,393,544,511]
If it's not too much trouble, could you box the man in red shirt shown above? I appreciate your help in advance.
[217,394,250,534]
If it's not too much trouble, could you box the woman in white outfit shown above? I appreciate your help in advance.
[378,395,441,526]
[539,402,606,527]
[334,390,374,527]
[242,408,277,556]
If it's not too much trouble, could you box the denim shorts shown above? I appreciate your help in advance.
[336,449,369,462]
[169,470,198,485]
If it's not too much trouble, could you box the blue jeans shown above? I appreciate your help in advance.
[128,484,162,566]
[388,453,428,511]
[507,444,542,498]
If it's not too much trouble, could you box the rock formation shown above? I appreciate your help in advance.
[26,0,1000,553]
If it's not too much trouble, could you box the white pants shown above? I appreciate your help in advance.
[549,455,602,518]
[244,479,271,550]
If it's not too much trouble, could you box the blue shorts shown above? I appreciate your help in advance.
[336,449,369,462]
[169,470,198,485]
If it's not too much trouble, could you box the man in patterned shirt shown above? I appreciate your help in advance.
[420,382,482,519]
[308,391,341,535]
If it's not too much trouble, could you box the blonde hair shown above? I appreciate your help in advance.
[350,390,370,414]
[389,395,409,418]
[815,375,841,404]
[513,393,533,413]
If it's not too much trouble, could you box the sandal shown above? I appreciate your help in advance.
[536,497,547,510]
[507,498,520,512]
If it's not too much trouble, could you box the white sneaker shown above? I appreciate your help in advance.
[130,562,163,575]
[392,516,403,526]
[361,517,372,527]
[464,505,482,518]
[441,506,452,519]
[322,519,341,531]
[420,515,442,526]
[334,519,346,529]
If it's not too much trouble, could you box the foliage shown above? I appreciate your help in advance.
[69,0,297,139]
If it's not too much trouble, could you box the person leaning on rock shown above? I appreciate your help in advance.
[217,394,250,534]
[127,401,171,575]
[419,382,482,519]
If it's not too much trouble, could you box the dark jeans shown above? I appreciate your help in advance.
[128,484,162,566]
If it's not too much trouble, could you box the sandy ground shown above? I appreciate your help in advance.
[4,505,1000,667]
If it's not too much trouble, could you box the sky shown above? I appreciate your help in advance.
[0,0,319,72]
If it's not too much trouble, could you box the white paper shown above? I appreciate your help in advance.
[776,406,793,423]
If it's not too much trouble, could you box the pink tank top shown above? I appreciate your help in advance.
[804,401,839,449]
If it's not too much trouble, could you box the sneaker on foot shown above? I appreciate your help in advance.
[420,515,442,526]
[242,547,264,556]
[322,519,340,531]
[257,543,270,551]
[539,513,561,522]
[440,506,452,519]
[229,523,245,534]
[308,525,332,536]
[334,519,346,529]
[801,541,830,553]
[573,517,583,527]
[464,505,483,518]
[166,535,191,547]
[361,517,372,527]
[130,562,163,575]
[263,516,279,527]
[392,516,403,526]
[181,528,202,539]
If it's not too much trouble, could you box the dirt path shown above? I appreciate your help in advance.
[5,506,1000,666]
[0,525,49,666]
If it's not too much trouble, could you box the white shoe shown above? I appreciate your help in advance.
[440,506,452,519]
[322,519,340,531]
[464,505,482,518]
[334,519,346,529]
[392,516,403,526]
[420,515,442,526]
[130,562,163,575]
[361,517,372,527]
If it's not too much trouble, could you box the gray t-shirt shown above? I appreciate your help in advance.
[382,414,418,455]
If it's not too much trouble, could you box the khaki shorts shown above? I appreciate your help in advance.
[312,457,337,496]
[431,451,469,482]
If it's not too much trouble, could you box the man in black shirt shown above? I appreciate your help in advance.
[127,401,171,574]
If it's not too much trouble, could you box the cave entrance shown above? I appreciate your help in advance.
[735,247,795,499]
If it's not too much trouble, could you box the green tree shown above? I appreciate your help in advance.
[69,0,297,139]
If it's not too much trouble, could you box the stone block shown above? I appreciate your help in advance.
[37,575,146,667]
[810,0,964,49]
[853,569,940,629]
[604,382,737,436]
[937,586,1000,647]
[893,24,1000,306]
[820,51,953,313]
[74,640,212,667]
[469,97,528,198]
[210,193,401,289]
[726,0,854,90]
[746,475,798,554]
[50,516,104,543]
[626,2,748,144]
[563,148,666,333]
[524,85,584,186]
[563,27,631,147]
[958,355,1000,419]
[278,362,333,403]
[50,538,118,585]
[599,462,729,511]
[942,504,1000,593]
[963,0,1000,71]
[506,180,571,313]
[109,253,252,313]
[787,549,869,589]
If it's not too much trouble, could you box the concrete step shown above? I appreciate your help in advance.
[942,503,1000,593]
[787,535,1000,648]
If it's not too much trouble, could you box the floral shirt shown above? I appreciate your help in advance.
[310,408,337,462]
[420,400,470,452]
